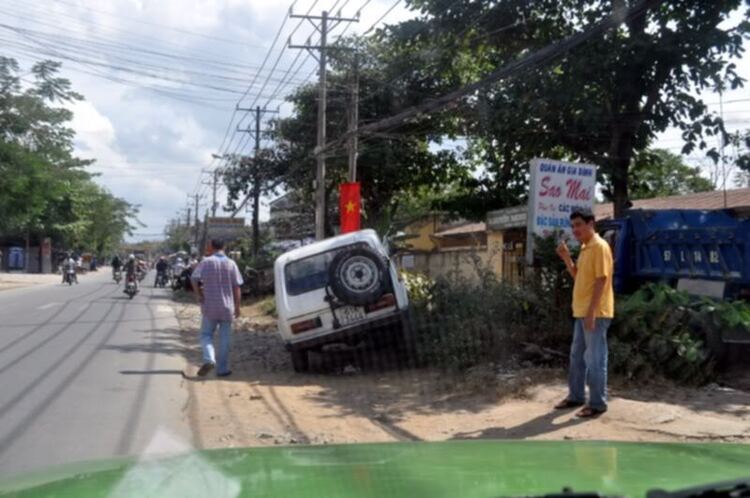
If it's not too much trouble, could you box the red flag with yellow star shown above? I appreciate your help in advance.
[339,182,361,233]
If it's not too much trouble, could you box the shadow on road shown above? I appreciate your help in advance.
[450,409,588,440]
[119,369,184,375]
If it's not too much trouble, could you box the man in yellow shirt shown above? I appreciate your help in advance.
[554,208,614,417]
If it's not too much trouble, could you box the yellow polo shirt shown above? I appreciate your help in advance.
[572,233,614,318]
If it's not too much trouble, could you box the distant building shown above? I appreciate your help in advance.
[396,188,750,284]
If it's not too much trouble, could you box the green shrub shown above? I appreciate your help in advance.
[259,296,277,317]
[401,271,435,309]
[610,283,750,384]
[402,255,573,371]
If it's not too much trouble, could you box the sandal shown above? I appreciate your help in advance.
[196,362,215,377]
[554,399,585,410]
[576,406,607,418]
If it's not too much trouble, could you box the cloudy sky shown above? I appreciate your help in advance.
[1,0,416,240]
[1,1,748,241]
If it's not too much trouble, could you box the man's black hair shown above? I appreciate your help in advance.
[570,208,595,224]
[210,238,225,250]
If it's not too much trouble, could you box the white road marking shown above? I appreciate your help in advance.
[36,302,61,310]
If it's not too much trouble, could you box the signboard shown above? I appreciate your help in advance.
[526,158,596,264]
[207,217,247,241]
[487,205,528,231]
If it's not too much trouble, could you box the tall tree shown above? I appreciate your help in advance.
[269,39,467,235]
[388,0,749,218]
[607,148,713,200]
[222,148,286,259]
[0,57,137,254]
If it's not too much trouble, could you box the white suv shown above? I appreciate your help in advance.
[274,229,411,372]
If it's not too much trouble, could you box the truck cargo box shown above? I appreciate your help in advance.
[599,209,750,299]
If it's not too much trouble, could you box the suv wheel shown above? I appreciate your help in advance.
[328,246,387,306]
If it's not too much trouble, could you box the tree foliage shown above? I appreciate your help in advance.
[265,39,467,235]
[386,0,749,218]
[603,148,714,200]
[0,57,137,255]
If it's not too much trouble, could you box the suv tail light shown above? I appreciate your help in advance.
[291,317,322,334]
[365,293,396,313]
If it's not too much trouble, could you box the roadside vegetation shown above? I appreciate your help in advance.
[0,58,137,254]
[403,242,750,386]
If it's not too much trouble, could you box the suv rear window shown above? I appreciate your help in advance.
[284,243,368,296]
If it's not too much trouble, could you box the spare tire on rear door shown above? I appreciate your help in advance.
[328,246,387,306]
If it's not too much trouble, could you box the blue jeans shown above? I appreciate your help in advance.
[568,317,611,410]
[200,317,232,375]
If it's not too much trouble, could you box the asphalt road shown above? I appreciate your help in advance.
[0,270,191,478]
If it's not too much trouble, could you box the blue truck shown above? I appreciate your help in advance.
[599,209,750,300]
[598,208,750,350]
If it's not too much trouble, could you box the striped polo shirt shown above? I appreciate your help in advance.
[191,253,244,321]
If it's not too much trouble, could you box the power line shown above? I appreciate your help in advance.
[321,0,666,155]
[0,26,310,93]
[362,0,401,34]
[16,0,266,48]
[0,8,272,75]
[202,0,307,192]
[47,0,261,48]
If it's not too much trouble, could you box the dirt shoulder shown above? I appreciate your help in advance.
[0,272,67,291]
[174,298,750,449]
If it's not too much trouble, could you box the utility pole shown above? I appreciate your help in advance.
[237,105,278,259]
[347,55,359,182]
[186,207,191,228]
[200,211,208,256]
[190,193,201,251]
[202,169,221,218]
[290,9,359,239]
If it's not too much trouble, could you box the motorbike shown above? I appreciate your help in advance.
[63,268,77,286]
[155,271,168,288]
[113,269,122,284]
[124,274,139,299]
[172,268,191,291]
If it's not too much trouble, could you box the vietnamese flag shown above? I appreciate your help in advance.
[339,182,361,233]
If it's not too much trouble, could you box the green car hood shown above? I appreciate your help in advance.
[1,440,749,498]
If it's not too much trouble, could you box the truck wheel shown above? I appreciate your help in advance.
[705,328,729,367]
[328,246,387,306]
[290,348,309,373]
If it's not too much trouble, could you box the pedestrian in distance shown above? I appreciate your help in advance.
[554,208,615,418]
[190,239,244,377]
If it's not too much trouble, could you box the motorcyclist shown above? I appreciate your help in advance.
[173,257,185,276]
[111,254,122,280]
[124,254,139,292]
[155,256,169,287]
[62,253,78,284]
[136,257,148,280]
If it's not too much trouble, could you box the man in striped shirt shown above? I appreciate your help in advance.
[191,239,244,377]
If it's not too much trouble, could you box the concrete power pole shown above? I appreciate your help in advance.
[202,169,221,219]
[211,170,220,218]
[190,193,201,251]
[290,10,358,239]
[237,106,279,259]
[347,55,359,182]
